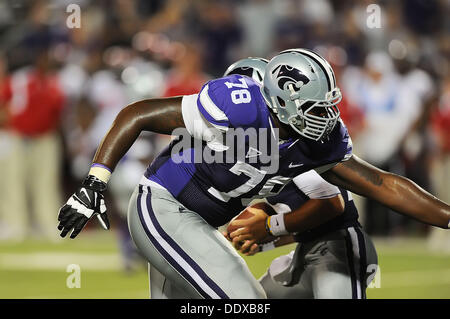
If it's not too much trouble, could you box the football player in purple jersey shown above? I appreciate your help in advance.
[57,49,449,299]
[223,58,377,299]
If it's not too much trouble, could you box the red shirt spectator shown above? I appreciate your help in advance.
[2,68,64,137]
[431,100,450,153]
[337,95,365,138]
[163,72,208,97]
[162,43,209,97]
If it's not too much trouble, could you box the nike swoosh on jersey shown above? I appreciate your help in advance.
[288,162,304,168]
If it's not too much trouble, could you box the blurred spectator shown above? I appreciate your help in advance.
[237,0,278,58]
[144,0,192,36]
[0,53,7,125]
[0,52,14,240]
[431,76,450,172]
[273,1,310,53]
[65,97,99,180]
[82,47,129,145]
[0,46,65,241]
[197,1,242,76]
[0,0,448,244]
[163,43,210,97]
[398,65,435,186]
[403,0,443,36]
[428,75,450,252]
[396,64,436,234]
[109,136,158,272]
[348,52,403,165]
[321,46,366,138]
[346,51,409,235]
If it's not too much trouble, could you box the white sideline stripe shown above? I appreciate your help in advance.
[0,252,121,271]
[1,251,450,290]
[139,190,221,299]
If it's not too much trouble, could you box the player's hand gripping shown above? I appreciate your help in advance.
[58,175,110,238]
[228,207,271,248]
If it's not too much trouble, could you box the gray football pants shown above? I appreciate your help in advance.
[127,183,266,299]
[259,227,378,299]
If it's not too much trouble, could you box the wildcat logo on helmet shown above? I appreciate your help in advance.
[272,64,311,91]
[262,49,342,141]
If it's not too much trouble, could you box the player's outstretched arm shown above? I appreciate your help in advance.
[58,97,184,239]
[93,96,184,169]
[322,155,450,229]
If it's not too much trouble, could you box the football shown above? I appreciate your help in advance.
[226,202,277,243]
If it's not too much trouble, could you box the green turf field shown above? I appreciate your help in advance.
[0,231,449,299]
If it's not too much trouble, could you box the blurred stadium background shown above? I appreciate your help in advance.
[0,0,449,299]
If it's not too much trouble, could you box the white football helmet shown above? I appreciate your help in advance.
[224,57,268,85]
[262,49,342,141]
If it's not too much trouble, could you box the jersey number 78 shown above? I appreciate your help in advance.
[225,78,252,104]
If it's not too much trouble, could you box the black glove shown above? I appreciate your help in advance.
[58,175,110,239]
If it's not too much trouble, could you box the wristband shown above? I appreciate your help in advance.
[83,175,107,192]
[268,214,289,236]
[89,163,112,184]
[265,216,271,234]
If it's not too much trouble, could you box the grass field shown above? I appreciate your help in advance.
[0,231,449,299]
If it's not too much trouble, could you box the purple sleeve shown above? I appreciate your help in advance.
[196,75,270,130]
[339,120,353,161]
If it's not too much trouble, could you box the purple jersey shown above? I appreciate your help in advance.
[145,75,352,227]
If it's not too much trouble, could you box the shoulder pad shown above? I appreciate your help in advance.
[197,75,270,130]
